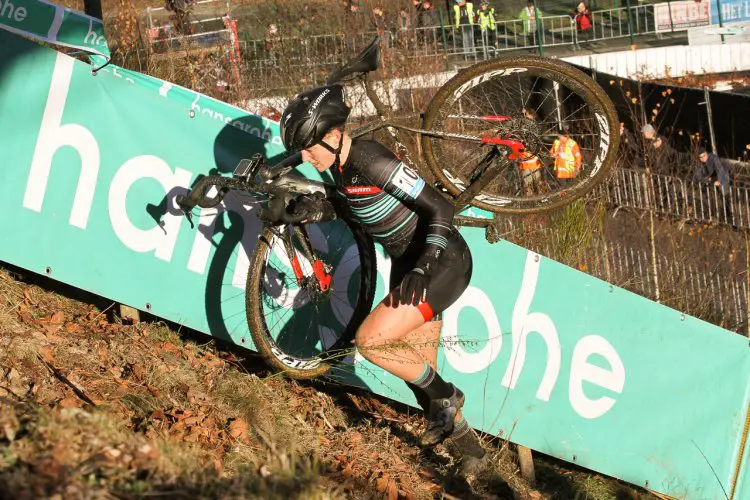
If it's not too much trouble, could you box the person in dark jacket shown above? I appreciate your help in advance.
[694,147,731,192]
[694,147,733,223]
[641,124,677,175]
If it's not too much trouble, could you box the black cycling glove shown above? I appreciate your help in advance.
[399,251,440,306]
[286,192,337,224]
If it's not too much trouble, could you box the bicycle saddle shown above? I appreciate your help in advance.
[325,36,381,85]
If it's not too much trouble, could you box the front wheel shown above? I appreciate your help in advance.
[246,219,376,379]
[422,55,619,215]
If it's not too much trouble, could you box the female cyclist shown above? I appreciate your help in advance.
[276,84,486,472]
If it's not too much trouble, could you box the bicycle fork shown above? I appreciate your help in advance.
[274,224,332,293]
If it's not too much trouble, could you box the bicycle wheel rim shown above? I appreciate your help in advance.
[248,220,374,376]
[423,57,618,214]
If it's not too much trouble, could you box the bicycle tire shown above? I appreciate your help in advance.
[245,218,376,379]
[422,55,619,215]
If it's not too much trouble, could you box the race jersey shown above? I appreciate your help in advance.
[331,138,454,259]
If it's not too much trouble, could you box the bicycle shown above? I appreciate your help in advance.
[176,36,620,379]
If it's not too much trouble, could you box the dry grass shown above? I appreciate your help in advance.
[0,265,658,499]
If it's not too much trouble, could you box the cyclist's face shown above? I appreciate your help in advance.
[302,132,340,172]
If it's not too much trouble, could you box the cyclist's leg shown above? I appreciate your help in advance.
[356,230,474,446]
[354,301,433,382]
[356,230,471,380]
[404,320,442,368]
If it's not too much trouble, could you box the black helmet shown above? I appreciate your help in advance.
[280,85,351,152]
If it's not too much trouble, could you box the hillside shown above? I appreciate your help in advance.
[0,266,654,499]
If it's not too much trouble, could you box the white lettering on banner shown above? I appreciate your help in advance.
[190,95,283,146]
[24,53,99,229]
[442,287,503,373]
[569,335,626,419]
[184,195,261,288]
[230,204,257,289]
[83,20,106,46]
[443,251,625,418]
[23,51,268,278]
[0,0,26,21]
[186,187,223,275]
[108,155,191,262]
[501,251,561,401]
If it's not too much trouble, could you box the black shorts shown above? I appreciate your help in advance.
[388,227,473,321]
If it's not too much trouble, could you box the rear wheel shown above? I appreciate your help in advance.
[422,55,619,214]
[246,219,376,379]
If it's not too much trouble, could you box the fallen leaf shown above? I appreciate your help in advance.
[39,346,55,363]
[183,415,203,426]
[58,396,80,408]
[376,474,398,500]
[131,364,147,380]
[150,408,166,420]
[19,310,34,324]
[64,322,84,334]
[50,312,64,324]
[341,463,355,478]
[229,418,248,441]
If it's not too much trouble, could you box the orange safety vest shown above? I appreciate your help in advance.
[519,153,542,171]
[550,136,582,178]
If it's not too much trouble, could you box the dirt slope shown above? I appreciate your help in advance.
[0,267,654,500]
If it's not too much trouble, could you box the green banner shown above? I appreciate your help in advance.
[1,30,749,499]
[0,0,108,57]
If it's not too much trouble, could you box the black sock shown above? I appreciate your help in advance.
[410,363,454,400]
[451,417,486,459]
[405,382,431,413]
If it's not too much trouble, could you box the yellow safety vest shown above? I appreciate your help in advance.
[478,7,495,31]
[550,137,582,178]
[454,2,474,27]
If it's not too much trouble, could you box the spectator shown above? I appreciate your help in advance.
[619,122,638,159]
[416,0,439,44]
[453,0,475,56]
[398,7,414,47]
[399,7,412,31]
[477,0,496,52]
[295,17,311,62]
[519,0,542,48]
[694,147,733,222]
[694,147,731,192]
[550,131,582,185]
[346,1,367,31]
[641,124,676,174]
[519,108,543,194]
[264,24,280,66]
[572,1,593,48]
[373,5,388,33]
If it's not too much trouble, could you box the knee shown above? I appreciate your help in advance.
[354,324,380,352]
